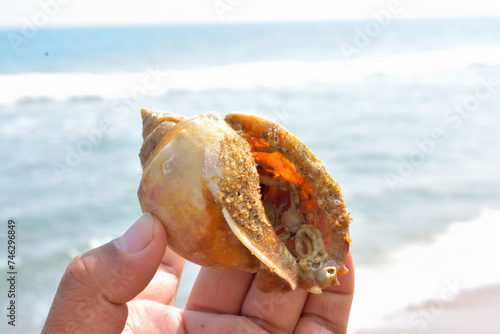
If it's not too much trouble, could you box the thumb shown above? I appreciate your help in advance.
[42,213,167,334]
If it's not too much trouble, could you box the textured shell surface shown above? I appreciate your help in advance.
[138,108,351,294]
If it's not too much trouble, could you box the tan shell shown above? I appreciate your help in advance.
[138,109,351,294]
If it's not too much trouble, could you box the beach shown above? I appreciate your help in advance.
[355,283,500,333]
[347,208,500,333]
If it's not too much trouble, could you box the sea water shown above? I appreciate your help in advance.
[1,18,500,333]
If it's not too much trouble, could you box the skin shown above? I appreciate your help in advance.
[42,213,354,334]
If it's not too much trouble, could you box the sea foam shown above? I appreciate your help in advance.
[349,209,500,332]
[1,45,500,105]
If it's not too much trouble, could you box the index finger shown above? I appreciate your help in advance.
[185,267,255,314]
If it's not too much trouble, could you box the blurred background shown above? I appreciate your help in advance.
[1,1,499,333]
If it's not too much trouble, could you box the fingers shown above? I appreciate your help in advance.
[185,268,254,314]
[238,249,354,334]
[182,310,269,334]
[42,213,167,334]
[296,249,355,334]
[124,300,183,333]
[127,302,269,334]
[186,267,309,333]
[186,250,354,334]
[240,285,308,333]
[135,246,185,305]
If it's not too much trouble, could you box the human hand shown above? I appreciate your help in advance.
[42,213,354,333]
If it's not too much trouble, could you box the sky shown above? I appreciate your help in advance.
[1,0,499,28]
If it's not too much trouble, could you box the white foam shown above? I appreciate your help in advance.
[349,209,500,332]
[2,45,500,105]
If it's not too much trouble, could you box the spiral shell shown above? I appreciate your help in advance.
[138,109,351,294]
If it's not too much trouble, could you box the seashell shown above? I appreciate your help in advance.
[138,109,351,294]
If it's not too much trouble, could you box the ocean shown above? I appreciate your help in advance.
[1,18,500,333]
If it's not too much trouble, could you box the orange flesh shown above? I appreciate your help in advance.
[255,149,319,262]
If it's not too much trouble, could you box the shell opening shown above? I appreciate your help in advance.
[223,113,351,293]
[259,175,329,272]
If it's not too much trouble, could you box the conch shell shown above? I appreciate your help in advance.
[138,109,351,294]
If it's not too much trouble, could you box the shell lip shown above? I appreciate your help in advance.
[222,208,298,290]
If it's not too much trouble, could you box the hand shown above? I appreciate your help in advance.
[43,213,354,333]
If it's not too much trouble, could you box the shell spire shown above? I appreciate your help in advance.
[141,108,162,140]
[139,109,185,168]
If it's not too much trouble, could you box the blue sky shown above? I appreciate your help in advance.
[1,0,498,28]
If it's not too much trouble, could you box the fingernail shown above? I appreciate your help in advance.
[117,213,154,253]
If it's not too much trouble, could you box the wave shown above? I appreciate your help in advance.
[1,45,500,105]
[349,209,500,332]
